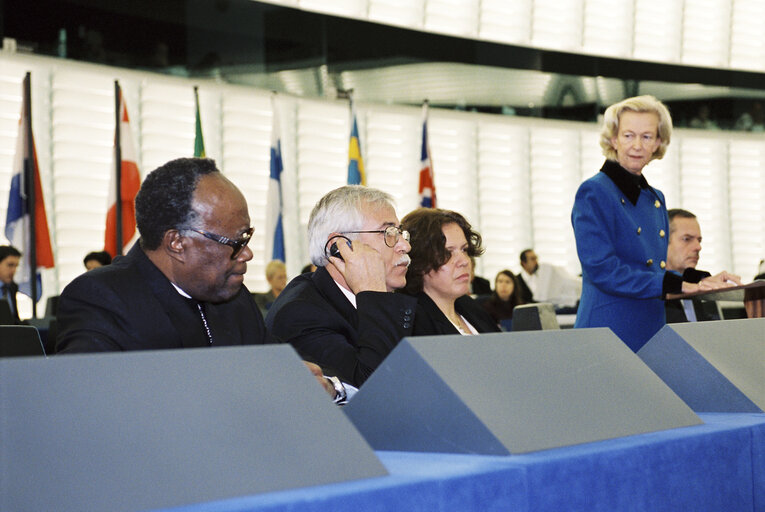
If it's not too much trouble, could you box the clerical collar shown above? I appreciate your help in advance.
[171,282,192,299]
[599,159,652,206]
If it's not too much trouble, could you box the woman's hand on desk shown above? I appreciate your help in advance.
[679,271,742,295]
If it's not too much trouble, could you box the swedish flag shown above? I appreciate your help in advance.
[347,100,366,185]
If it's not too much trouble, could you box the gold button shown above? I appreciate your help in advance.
[646,259,653,266]
[659,229,665,237]
[654,200,661,208]
[660,261,666,269]
[620,198,625,204]
[636,227,642,234]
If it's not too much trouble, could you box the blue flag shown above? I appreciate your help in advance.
[266,96,285,263]
[347,98,366,185]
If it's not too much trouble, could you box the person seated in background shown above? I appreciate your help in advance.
[517,248,581,310]
[0,245,22,324]
[482,269,526,331]
[266,185,416,388]
[83,250,112,270]
[688,104,719,130]
[754,259,765,281]
[469,257,492,296]
[400,208,499,336]
[300,263,317,274]
[252,259,287,316]
[664,208,742,323]
[735,101,764,132]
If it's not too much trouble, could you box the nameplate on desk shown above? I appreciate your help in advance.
[638,318,765,412]
[1,345,387,512]
[345,329,701,455]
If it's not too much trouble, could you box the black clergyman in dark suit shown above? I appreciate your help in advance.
[266,186,416,388]
[0,245,22,324]
[56,158,266,353]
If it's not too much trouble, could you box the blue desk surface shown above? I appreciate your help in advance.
[160,413,765,512]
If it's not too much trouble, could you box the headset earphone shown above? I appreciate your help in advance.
[324,235,352,261]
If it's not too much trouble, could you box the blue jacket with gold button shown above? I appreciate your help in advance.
[571,159,669,352]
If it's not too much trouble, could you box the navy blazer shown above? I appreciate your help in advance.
[56,243,266,353]
[411,292,501,336]
[0,281,20,324]
[266,266,416,387]
[572,160,671,352]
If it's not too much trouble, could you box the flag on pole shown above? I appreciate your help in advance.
[265,95,285,263]
[194,86,206,157]
[347,96,366,185]
[418,101,436,208]
[104,85,141,257]
[5,72,55,304]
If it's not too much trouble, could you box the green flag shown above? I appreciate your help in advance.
[194,86,205,157]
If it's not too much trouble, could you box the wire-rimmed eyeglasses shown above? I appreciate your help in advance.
[340,225,410,248]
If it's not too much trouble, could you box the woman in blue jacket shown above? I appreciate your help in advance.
[571,95,732,352]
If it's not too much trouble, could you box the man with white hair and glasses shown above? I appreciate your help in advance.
[267,185,416,388]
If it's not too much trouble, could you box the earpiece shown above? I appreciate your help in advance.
[325,235,352,261]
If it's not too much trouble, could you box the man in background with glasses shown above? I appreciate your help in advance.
[267,185,416,388]
[56,158,264,353]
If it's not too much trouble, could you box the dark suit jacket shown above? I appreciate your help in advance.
[470,275,492,295]
[0,281,20,324]
[664,268,715,324]
[411,292,501,336]
[265,266,416,387]
[56,243,266,353]
[665,299,718,323]
[516,274,535,304]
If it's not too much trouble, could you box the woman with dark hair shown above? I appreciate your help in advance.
[482,270,525,330]
[400,208,499,336]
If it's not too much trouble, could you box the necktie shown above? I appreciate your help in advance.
[2,284,13,316]
[197,302,213,345]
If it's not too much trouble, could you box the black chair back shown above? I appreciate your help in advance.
[512,303,560,331]
[0,300,15,325]
[45,295,60,317]
[0,325,46,357]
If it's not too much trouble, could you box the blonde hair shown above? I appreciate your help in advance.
[265,259,286,280]
[600,95,673,162]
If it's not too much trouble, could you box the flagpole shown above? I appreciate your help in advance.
[23,72,38,317]
[114,80,123,256]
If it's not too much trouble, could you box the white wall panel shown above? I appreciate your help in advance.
[633,0,683,63]
[531,0,584,52]
[529,126,582,275]
[728,139,765,279]
[677,136,731,272]
[478,0,532,45]
[729,0,765,72]
[0,52,763,320]
[476,122,530,282]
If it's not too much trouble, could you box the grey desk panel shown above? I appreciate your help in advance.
[346,329,701,455]
[1,345,386,512]
[639,318,765,412]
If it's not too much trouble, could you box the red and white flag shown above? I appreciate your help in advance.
[5,73,54,303]
[418,101,436,208]
[104,86,141,257]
